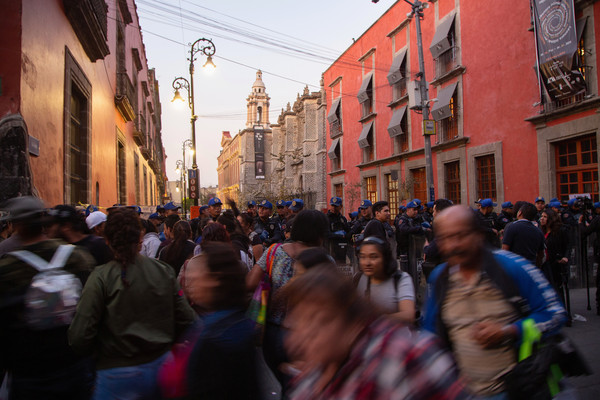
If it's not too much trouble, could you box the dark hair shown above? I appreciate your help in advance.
[217,212,243,236]
[512,201,527,219]
[51,205,89,233]
[142,218,157,233]
[164,214,181,229]
[290,210,328,246]
[296,248,335,271]
[238,212,254,230]
[541,208,562,234]
[161,220,192,270]
[434,198,453,213]
[202,222,230,243]
[195,242,247,310]
[372,201,389,214]
[104,208,142,286]
[518,202,537,221]
[285,266,377,324]
[359,236,396,277]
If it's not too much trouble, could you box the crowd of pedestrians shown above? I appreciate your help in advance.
[0,193,596,399]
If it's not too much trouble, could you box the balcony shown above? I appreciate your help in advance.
[133,113,146,147]
[543,91,588,113]
[115,71,136,122]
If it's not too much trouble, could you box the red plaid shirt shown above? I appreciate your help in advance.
[288,317,473,400]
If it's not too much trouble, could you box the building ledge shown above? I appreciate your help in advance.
[525,96,600,126]
[328,169,346,177]
[430,65,466,87]
[433,136,469,151]
[387,94,408,108]
[358,112,377,123]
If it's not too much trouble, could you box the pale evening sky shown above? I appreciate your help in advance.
[137,0,393,187]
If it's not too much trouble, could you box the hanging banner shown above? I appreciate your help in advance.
[254,126,265,179]
[533,0,585,101]
[188,169,198,200]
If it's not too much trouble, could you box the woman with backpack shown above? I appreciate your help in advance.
[356,236,415,324]
[68,208,196,400]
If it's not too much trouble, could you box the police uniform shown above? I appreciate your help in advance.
[254,200,283,246]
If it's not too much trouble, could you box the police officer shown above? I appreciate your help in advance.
[423,202,434,224]
[534,196,545,221]
[580,202,600,315]
[395,201,427,267]
[288,198,304,217]
[496,201,515,232]
[207,197,223,222]
[246,200,257,218]
[254,200,283,247]
[348,199,373,246]
[327,197,349,263]
[562,198,581,227]
[477,198,501,247]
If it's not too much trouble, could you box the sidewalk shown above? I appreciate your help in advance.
[562,288,599,400]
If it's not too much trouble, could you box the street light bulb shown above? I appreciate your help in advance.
[171,88,185,103]
[176,186,180,192]
[203,55,216,71]
[188,148,195,156]
[175,167,180,174]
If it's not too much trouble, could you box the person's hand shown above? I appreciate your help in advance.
[472,321,515,348]
[559,257,568,264]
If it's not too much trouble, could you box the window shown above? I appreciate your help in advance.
[328,138,341,171]
[476,155,496,201]
[357,73,374,118]
[388,49,408,101]
[555,134,598,202]
[334,183,343,199]
[439,92,458,142]
[430,13,457,79]
[386,174,399,220]
[134,153,140,204]
[388,106,408,154]
[445,161,461,205]
[431,82,459,143]
[412,168,427,201]
[327,98,343,138]
[365,176,378,203]
[117,140,127,204]
[358,121,374,163]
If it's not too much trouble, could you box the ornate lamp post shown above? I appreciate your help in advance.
[172,38,216,206]
[175,159,184,214]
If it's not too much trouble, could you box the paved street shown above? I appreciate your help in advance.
[563,288,600,400]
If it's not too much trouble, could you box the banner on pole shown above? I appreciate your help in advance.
[188,169,198,200]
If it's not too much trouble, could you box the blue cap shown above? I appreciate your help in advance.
[85,204,98,216]
[259,200,273,209]
[164,201,180,211]
[149,212,160,220]
[199,205,208,212]
[567,198,577,207]
[330,197,342,207]
[289,199,304,212]
[129,205,142,214]
[359,199,372,209]
[156,205,165,211]
[426,201,434,209]
[594,202,600,209]
[276,200,287,208]
[535,196,545,203]
[350,211,358,219]
[549,201,561,208]
[406,201,419,209]
[480,198,497,208]
[247,200,256,207]
[208,197,222,206]
[399,205,406,211]
[550,198,559,203]
[286,201,292,207]
[501,201,513,209]
[112,203,123,207]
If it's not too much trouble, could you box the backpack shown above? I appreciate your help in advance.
[9,244,82,330]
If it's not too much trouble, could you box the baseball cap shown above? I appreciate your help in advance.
[549,201,562,209]
[349,211,358,219]
[156,205,165,211]
[148,212,161,220]
[330,197,342,207]
[131,205,142,214]
[276,200,287,208]
[208,197,222,206]
[247,200,256,207]
[501,201,513,209]
[406,201,419,209]
[359,199,372,209]
[164,201,180,211]
[480,198,497,208]
[289,199,304,212]
[567,198,577,207]
[535,196,545,203]
[399,205,406,212]
[258,200,273,209]
[425,201,434,209]
[199,205,208,213]
[85,204,98,216]
[86,211,107,230]
[550,198,559,203]
[48,205,79,223]
[593,202,600,209]
[0,196,46,221]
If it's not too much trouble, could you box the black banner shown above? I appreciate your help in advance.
[254,126,265,179]
[533,0,585,101]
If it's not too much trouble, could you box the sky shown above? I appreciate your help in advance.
[136,0,393,187]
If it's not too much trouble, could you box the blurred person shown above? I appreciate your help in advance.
[48,205,112,266]
[246,209,328,388]
[293,247,335,276]
[0,196,95,399]
[86,211,107,238]
[140,219,161,259]
[502,202,545,266]
[580,202,600,315]
[284,266,470,399]
[348,200,372,247]
[176,243,259,399]
[69,208,196,400]
[217,211,254,271]
[422,198,453,277]
[477,198,501,247]
[540,209,571,315]
[156,204,166,219]
[156,214,181,257]
[0,219,12,243]
[356,236,415,324]
[534,196,546,221]
[158,220,195,275]
[238,211,264,262]
[425,205,567,397]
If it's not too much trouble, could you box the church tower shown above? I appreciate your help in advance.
[246,70,270,129]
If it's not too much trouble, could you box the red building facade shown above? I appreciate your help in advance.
[0,0,167,208]
[324,0,599,216]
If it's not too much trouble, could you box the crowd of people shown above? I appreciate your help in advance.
[0,193,596,399]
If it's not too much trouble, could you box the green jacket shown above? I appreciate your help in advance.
[68,255,196,370]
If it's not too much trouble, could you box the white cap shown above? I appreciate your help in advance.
[86,211,107,230]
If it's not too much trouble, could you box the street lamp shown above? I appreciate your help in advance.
[171,38,216,206]
[175,159,184,215]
